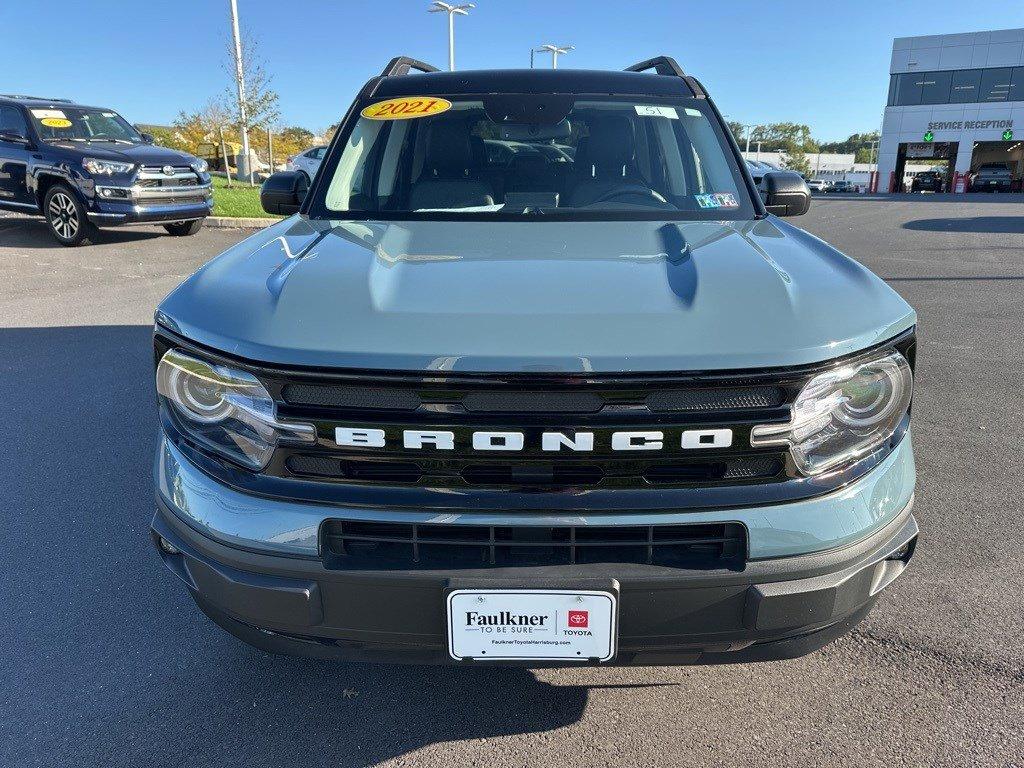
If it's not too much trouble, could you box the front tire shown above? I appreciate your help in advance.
[164,220,204,236]
[44,184,94,247]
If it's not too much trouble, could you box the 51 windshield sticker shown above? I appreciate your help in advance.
[361,96,452,120]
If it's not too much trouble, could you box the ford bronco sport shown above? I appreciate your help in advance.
[152,57,918,665]
[0,95,211,246]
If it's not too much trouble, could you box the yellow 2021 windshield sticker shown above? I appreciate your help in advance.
[361,96,452,121]
[40,117,73,128]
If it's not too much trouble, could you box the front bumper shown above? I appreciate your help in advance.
[87,182,213,226]
[153,433,918,666]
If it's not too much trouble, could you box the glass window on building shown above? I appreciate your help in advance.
[950,69,982,103]
[895,72,923,105]
[1009,67,1024,103]
[920,71,952,104]
[979,68,1012,102]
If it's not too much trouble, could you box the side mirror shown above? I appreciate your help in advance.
[140,132,155,144]
[761,171,811,216]
[0,129,29,145]
[260,171,308,215]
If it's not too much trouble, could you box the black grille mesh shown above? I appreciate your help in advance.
[645,386,784,412]
[321,520,746,569]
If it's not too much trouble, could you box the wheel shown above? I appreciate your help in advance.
[299,170,311,186]
[163,219,204,236]
[44,184,95,247]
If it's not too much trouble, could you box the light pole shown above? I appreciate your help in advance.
[535,44,574,69]
[429,1,474,71]
[228,0,251,184]
[741,124,759,154]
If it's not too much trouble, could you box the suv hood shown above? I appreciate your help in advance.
[158,216,915,373]
[49,141,197,166]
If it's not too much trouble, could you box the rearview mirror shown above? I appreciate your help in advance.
[260,171,308,216]
[761,171,811,216]
[140,132,155,144]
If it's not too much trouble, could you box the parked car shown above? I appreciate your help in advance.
[910,170,944,193]
[0,94,212,245]
[153,56,917,667]
[969,163,1013,193]
[286,145,328,183]
[831,179,856,193]
[806,178,829,193]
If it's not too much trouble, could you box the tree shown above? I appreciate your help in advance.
[782,146,811,177]
[819,131,880,157]
[726,121,745,146]
[748,123,818,153]
[172,99,236,154]
[222,29,280,139]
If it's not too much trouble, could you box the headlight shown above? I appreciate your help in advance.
[751,351,913,476]
[82,157,135,176]
[156,349,315,470]
[190,158,208,174]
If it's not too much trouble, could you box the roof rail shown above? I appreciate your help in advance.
[624,56,686,78]
[0,94,73,102]
[380,57,441,77]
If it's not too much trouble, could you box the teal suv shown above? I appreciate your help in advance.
[151,57,918,666]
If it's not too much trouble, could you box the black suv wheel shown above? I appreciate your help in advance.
[164,220,204,237]
[44,184,95,247]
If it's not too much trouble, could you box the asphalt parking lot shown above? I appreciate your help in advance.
[2,197,1023,768]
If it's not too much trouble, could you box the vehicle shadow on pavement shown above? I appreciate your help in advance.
[0,323,678,767]
[0,216,164,248]
[901,216,1024,234]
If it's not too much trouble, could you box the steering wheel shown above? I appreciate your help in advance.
[588,184,673,208]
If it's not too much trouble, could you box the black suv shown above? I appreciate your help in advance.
[0,95,212,246]
[910,170,944,193]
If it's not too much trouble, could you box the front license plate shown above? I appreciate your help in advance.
[447,589,617,662]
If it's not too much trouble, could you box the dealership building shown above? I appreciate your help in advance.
[878,27,1024,192]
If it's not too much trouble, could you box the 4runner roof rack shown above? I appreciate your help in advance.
[380,57,441,77]
[624,56,687,77]
[624,56,707,99]
[0,94,72,102]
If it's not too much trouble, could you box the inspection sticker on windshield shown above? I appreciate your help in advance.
[634,105,678,119]
[361,96,452,120]
[695,193,739,209]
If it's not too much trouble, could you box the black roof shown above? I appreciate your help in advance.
[0,94,76,106]
[370,68,701,99]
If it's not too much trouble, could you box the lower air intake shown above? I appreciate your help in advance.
[321,520,746,570]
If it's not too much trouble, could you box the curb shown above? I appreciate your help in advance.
[205,216,279,229]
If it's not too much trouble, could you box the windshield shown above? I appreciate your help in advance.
[317,95,755,220]
[28,106,142,144]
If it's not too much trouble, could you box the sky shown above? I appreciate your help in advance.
[2,1,1022,142]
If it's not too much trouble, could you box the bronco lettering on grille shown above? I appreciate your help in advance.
[334,428,733,451]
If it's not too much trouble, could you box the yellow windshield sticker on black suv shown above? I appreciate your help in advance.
[40,117,73,128]
[361,97,452,121]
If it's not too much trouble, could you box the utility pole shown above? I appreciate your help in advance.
[228,0,251,184]
[429,2,474,71]
[535,44,574,69]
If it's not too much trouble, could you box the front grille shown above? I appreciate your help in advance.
[281,382,784,414]
[286,454,783,487]
[137,176,200,188]
[267,371,797,490]
[321,520,746,570]
[136,195,208,206]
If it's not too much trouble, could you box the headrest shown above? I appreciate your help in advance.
[423,121,472,176]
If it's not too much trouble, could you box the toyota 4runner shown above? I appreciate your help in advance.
[0,95,212,246]
[152,57,918,665]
